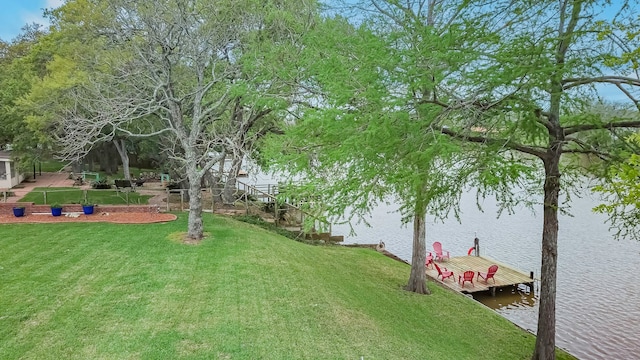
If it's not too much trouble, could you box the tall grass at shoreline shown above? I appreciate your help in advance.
[0,215,574,359]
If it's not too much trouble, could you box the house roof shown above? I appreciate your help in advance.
[0,151,12,161]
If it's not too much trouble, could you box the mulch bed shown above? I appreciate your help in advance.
[0,212,177,224]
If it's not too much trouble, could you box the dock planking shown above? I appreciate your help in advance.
[427,255,535,295]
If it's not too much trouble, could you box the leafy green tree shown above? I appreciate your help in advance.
[263,3,498,294]
[269,1,640,359]
[414,1,639,358]
[42,0,318,240]
[0,24,48,166]
[593,133,640,239]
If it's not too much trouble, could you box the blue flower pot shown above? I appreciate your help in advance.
[51,207,63,217]
[13,207,25,217]
[82,205,94,215]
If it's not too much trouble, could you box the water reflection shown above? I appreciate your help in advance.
[473,285,539,334]
[473,284,537,311]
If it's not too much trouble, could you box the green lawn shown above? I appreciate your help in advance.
[0,215,575,359]
[38,160,67,173]
[18,187,152,205]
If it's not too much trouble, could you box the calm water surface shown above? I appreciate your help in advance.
[331,191,640,360]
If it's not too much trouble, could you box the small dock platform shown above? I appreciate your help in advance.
[427,255,534,295]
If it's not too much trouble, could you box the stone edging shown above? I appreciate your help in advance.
[0,203,160,216]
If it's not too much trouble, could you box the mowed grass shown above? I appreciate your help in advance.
[0,215,574,359]
[18,187,152,205]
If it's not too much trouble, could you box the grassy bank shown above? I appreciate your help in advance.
[0,215,573,359]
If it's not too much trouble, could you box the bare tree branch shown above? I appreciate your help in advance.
[564,119,640,135]
[439,127,547,158]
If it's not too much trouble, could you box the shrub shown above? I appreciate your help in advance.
[234,215,311,242]
[91,179,111,189]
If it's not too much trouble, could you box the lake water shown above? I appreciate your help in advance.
[332,190,640,360]
[246,172,640,359]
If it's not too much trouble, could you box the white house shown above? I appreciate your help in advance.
[0,151,24,189]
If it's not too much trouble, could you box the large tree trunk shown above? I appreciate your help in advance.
[186,160,204,240]
[406,212,430,294]
[72,160,82,173]
[210,155,225,207]
[97,145,110,173]
[96,144,118,175]
[113,139,131,180]
[222,155,242,205]
[533,153,561,359]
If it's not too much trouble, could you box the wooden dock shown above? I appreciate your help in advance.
[427,255,535,295]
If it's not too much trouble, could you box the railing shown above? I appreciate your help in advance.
[236,180,332,235]
[1,191,12,202]
[9,188,144,205]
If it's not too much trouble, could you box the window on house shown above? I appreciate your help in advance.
[0,162,6,180]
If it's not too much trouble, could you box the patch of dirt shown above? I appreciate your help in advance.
[0,212,177,224]
[168,231,210,245]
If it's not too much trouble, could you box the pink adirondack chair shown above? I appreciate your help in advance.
[459,270,475,287]
[425,252,434,269]
[433,263,454,282]
[477,265,499,284]
[433,241,450,261]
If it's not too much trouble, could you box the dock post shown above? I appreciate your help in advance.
[474,237,480,256]
[490,287,496,297]
[529,271,535,295]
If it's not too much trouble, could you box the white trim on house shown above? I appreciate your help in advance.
[0,151,24,189]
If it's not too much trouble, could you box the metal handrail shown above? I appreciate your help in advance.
[236,179,331,234]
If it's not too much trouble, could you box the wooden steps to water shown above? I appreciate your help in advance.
[427,255,535,296]
[236,181,343,243]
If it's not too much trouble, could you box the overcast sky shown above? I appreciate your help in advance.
[0,0,64,41]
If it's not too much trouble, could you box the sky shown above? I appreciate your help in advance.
[0,0,64,41]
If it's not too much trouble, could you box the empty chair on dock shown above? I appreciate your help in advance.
[425,252,434,269]
[459,270,475,287]
[433,241,450,261]
[434,263,454,282]
[477,264,499,284]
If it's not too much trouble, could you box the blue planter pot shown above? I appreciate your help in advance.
[82,205,94,215]
[13,207,25,217]
[51,207,63,216]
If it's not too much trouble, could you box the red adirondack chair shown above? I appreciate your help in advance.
[432,241,450,261]
[459,270,475,287]
[434,263,454,282]
[425,252,434,269]
[477,265,499,284]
